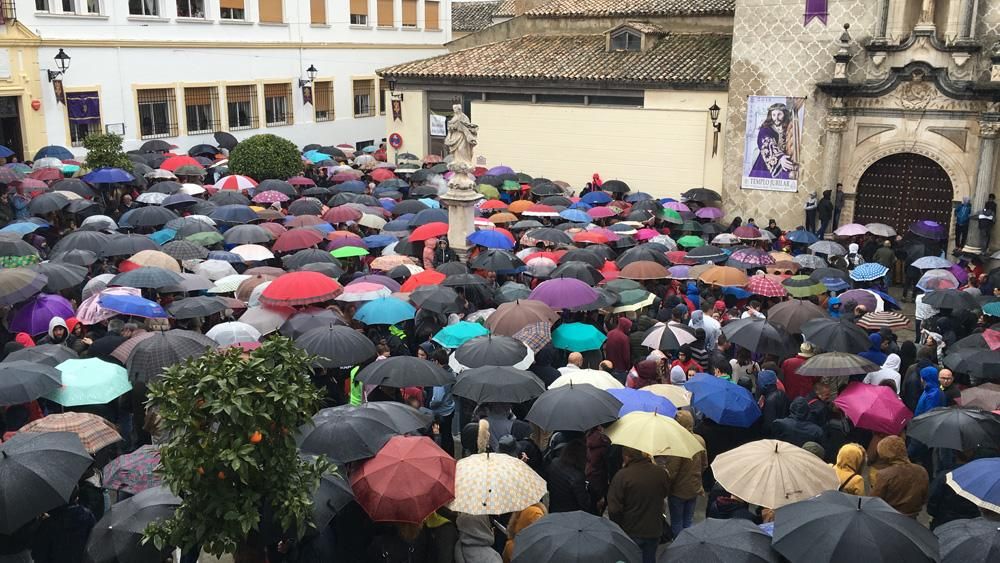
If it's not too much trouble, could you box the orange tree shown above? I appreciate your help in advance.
[145,337,329,559]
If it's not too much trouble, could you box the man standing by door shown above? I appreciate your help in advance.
[832,183,845,230]
[816,190,834,238]
[979,194,997,254]
[955,197,972,251]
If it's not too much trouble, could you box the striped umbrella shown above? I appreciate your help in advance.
[214,174,258,192]
[796,352,880,377]
[857,311,910,331]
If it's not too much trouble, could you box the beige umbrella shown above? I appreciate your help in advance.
[711,439,839,509]
[359,213,387,230]
[643,384,692,407]
[449,453,547,515]
[605,411,704,458]
[371,255,416,271]
[549,369,624,391]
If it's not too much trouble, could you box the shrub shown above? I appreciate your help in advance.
[227,134,303,180]
[82,133,133,172]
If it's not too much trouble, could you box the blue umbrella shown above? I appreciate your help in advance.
[722,286,752,300]
[303,150,332,163]
[148,228,177,245]
[0,145,14,158]
[786,229,819,244]
[850,263,889,282]
[336,180,366,193]
[210,204,257,224]
[869,288,901,310]
[467,230,514,250]
[569,201,592,211]
[309,222,335,234]
[432,321,489,348]
[379,198,397,212]
[207,250,243,264]
[822,277,851,292]
[411,208,448,226]
[383,219,411,232]
[552,322,607,352]
[419,198,441,209]
[364,234,398,248]
[582,192,612,205]
[354,296,415,325]
[82,167,135,184]
[0,222,41,235]
[559,209,591,223]
[98,293,169,318]
[685,373,761,427]
[606,388,677,417]
[34,145,74,160]
[625,192,654,203]
[946,457,1000,512]
[362,146,378,154]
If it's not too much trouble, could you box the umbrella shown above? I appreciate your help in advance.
[2,344,77,367]
[837,288,882,312]
[796,352,880,377]
[787,229,819,244]
[782,275,828,297]
[350,436,456,524]
[924,289,980,310]
[82,167,134,184]
[109,266,183,290]
[729,247,776,268]
[299,406,400,463]
[355,356,454,387]
[525,384,622,431]
[511,511,640,563]
[214,131,238,149]
[801,318,871,354]
[223,224,272,245]
[700,265,748,287]
[552,322,607,352]
[810,240,847,255]
[28,192,70,215]
[746,274,787,297]
[433,321,489,348]
[103,234,160,257]
[28,262,87,292]
[125,330,215,383]
[714,439,840,509]
[617,260,669,281]
[850,262,889,282]
[0,432,92,534]
[529,278,598,310]
[85,485,180,563]
[295,325,377,367]
[721,317,791,356]
[0,361,61,406]
[259,271,343,306]
[9,293,74,336]
[912,256,954,269]
[400,270,446,292]
[46,358,131,407]
[834,382,912,435]
[411,285,464,315]
[278,308,347,339]
[98,293,169,318]
[452,365,545,403]
[792,254,827,269]
[101,444,162,495]
[205,321,261,346]
[960,383,1000,410]
[857,311,910,331]
[641,321,697,351]
[128,250,181,272]
[946,458,1000,513]
[907,407,1000,451]
[451,335,534,371]
[354,296,415,325]
[685,373,761,427]
[469,249,525,272]
[917,269,960,292]
[767,299,827,333]
[19,412,121,453]
[936,518,1000,563]
[910,219,947,240]
[450,452,548,515]
[772,491,939,563]
[606,387,676,417]
[605,410,704,458]
[310,469,355,529]
[118,206,178,228]
[666,518,780,563]
[549,369,625,391]
[0,268,47,306]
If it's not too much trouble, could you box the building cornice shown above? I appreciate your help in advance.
[28,38,441,50]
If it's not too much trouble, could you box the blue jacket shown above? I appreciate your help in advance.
[956,202,972,226]
[859,333,888,366]
[915,366,945,416]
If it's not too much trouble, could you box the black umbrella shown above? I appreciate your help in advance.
[409,185,439,198]
[28,192,70,215]
[773,491,938,563]
[512,510,640,563]
[453,365,546,404]
[510,220,543,231]
[616,246,671,268]
[188,144,219,157]
[558,248,603,269]
[923,289,980,310]
[302,186,332,198]
[682,187,723,203]
[359,401,433,433]
[666,518,779,563]
[29,262,88,292]
[161,240,209,261]
[298,405,399,463]
[223,224,272,245]
[0,237,39,258]
[549,262,604,285]
[140,139,173,153]
[49,178,95,198]
[0,360,61,406]
[0,431,93,534]
[496,282,532,303]
[301,262,346,278]
[311,470,355,529]
[441,273,490,290]
[295,325,376,368]
[126,330,216,383]
[907,407,1000,451]
[288,198,323,216]
[533,185,565,198]
[167,296,229,319]
[722,317,793,357]
[282,248,340,270]
[392,199,429,216]
[118,206,178,228]
[356,356,454,387]
[146,180,182,195]
[411,208,448,227]
[214,131,238,150]
[469,249,525,272]
[936,517,1000,563]
[601,180,630,194]
[3,343,78,367]
[257,179,297,197]
[49,249,98,266]
[410,285,463,314]
[687,245,728,264]
[944,347,1000,380]
[65,199,103,218]
[279,309,347,339]
[766,299,828,333]
[525,384,622,432]
[808,267,851,282]
[0,267,48,306]
[166,215,215,236]
[102,234,159,257]
[801,318,870,354]
[210,191,251,206]
[525,228,572,246]
[435,262,468,276]
[85,486,180,563]
[452,335,533,371]
[110,267,184,289]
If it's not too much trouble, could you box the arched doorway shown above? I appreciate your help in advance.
[853,153,953,237]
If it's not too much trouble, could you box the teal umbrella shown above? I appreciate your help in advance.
[433,321,489,349]
[552,322,607,352]
[331,246,369,259]
[354,296,415,325]
[47,358,132,407]
[677,235,706,249]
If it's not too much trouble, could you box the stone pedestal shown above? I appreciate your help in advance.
[441,164,481,261]
[961,119,1000,254]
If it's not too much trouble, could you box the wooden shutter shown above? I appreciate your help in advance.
[258,0,282,23]
[314,82,331,111]
[310,0,325,23]
[377,0,393,26]
[227,85,254,103]
[350,0,367,17]
[220,0,244,9]
[425,0,439,29]
[402,0,416,26]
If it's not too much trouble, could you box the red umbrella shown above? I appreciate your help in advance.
[28,168,63,182]
[286,215,326,228]
[330,173,358,183]
[410,222,449,242]
[400,270,446,292]
[159,155,202,172]
[259,271,343,306]
[479,200,508,211]
[258,222,287,238]
[587,206,618,219]
[287,176,315,187]
[323,206,363,224]
[572,232,608,245]
[370,169,396,182]
[833,382,912,435]
[600,260,620,281]
[666,251,696,265]
[350,436,455,524]
[272,228,324,253]
[746,274,788,297]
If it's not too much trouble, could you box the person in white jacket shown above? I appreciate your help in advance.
[864,353,902,394]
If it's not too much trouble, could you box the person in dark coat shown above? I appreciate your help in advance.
[545,440,592,514]
[756,370,789,438]
[628,315,658,368]
[30,494,96,563]
[816,190,834,238]
[607,447,670,563]
[927,452,981,530]
[772,397,823,447]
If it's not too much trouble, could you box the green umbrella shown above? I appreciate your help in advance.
[477,184,500,200]
[501,180,520,191]
[658,208,683,224]
[783,275,828,298]
[677,235,706,249]
[330,246,369,259]
[432,321,489,349]
[185,231,224,247]
[47,358,132,407]
[552,322,607,352]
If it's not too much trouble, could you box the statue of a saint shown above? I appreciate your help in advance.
[444,104,478,166]
[920,0,935,24]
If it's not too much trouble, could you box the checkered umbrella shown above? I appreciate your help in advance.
[849,263,889,282]
[125,330,216,383]
[109,266,184,290]
[102,444,162,495]
[449,452,548,515]
[747,274,787,298]
[19,412,122,454]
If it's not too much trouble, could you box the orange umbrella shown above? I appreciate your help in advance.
[770,251,794,262]
[480,200,508,211]
[508,200,533,214]
[400,270,446,292]
[410,222,449,242]
[573,232,608,245]
[489,212,517,224]
[619,260,669,280]
[699,266,749,287]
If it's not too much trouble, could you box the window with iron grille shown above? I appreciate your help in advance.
[66,91,102,147]
[176,0,204,18]
[129,0,158,16]
[137,88,178,139]
[349,0,367,24]
[353,79,374,118]
[264,82,293,127]
[226,84,258,130]
[184,86,220,134]
[314,80,334,122]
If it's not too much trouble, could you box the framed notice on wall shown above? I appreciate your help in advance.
[429,114,446,137]
[741,95,806,193]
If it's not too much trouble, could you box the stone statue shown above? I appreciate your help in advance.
[445,104,478,166]
[920,0,935,24]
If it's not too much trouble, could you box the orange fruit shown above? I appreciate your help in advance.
[217,471,226,480]
[250,431,263,444]
[197,467,205,476]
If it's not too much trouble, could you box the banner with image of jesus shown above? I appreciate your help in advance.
[741,95,806,193]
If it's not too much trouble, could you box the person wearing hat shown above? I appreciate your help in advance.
[781,342,815,400]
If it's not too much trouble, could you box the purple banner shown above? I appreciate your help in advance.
[804,0,828,25]
[66,91,100,125]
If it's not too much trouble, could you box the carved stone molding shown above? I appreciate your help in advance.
[927,127,969,151]
[825,115,849,133]
[844,141,970,199]
[979,120,1000,139]
[856,124,896,146]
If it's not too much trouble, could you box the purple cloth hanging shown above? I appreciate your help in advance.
[66,91,100,126]
[805,0,828,25]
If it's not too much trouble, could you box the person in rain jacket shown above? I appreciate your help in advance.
[660,410,707,538]
[832,443,866,496]
[863,353,902,394]
[454,514,501,563]
[685,282,700,311]
[858,333,888,366]
[689,309,721,351]
[914,365,946,416]
[827,296,842,319]
[37,316,70,346]
[871,435,929,517]
[771,396,823,447]
[502,503,546,563]
[757,370,789,437]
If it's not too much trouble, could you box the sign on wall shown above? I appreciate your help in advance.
[429,114,447,137]
[741,95,805,193]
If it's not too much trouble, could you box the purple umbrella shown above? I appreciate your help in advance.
[486,165,515,176]
[529,278,599,310]
[838,289,879,313]
[668,265,692,279]
[909,220,946,240]
[695,207,724,220]
[9,293,75,336]
[948,263,970,285]
[349,274,402,292]
[729,248,776,267]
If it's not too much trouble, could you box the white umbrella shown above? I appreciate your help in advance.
[136,192,168,205]
[230,244,274,262]
[247,281,271,307]
[711,439,840,509]
[145,169,177,180]
[207,274,251,294]
[239,306,293,335]
[52,190,83,201]
[179,183,206,196]
[206,321,261,346]
[82,274,116,301]
[549,369,624,391]
[194,259,237,281]
[33,157,63,170]
[80,215,118,231]
[359,214,386,230]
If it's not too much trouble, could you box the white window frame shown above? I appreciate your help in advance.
[128,0,160,16]
[176,0,206,18]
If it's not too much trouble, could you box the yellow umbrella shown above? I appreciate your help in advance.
[643,384,692,407]
[711,439,840,509]
[449,453,547,515]
[605,411,704,458]
[128,250,181,273]
[549,369,624,391]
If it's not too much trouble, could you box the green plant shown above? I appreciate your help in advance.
[227,133,303,180]
[145,338,329,558]
[82,133,133,172]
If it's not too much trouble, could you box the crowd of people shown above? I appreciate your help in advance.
[0,139,999,563]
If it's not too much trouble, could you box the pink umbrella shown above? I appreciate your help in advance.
[834,223,868,237]
[252,190,290,204]
[635,228,659,241]
[834,382,912,435]
[587,207,618,219]
[76,287,141,325]
[664,202,690,212]
[695,207,724,220]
